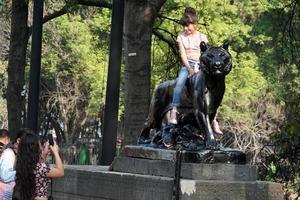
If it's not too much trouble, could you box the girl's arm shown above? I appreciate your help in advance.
[47,143,64,178]
[178,42,195,77]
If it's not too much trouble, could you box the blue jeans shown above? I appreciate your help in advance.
[172,60,200,107]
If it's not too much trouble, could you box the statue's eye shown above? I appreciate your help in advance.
[207,54,214,58]
[219,52,225,57]
[224,57,230,63]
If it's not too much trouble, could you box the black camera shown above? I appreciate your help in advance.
[48,134,54,146]
[47,133,57,146]
[39,130,57,146]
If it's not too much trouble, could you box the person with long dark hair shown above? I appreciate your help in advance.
[14,130,64,200]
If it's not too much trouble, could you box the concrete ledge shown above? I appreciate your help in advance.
[180,180,283,200]
[53,165,173,200]
[52,165,283,200]
[112,156,257,181]
[124,145,177,160]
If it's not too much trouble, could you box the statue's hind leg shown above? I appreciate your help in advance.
[137,126,152,144]
[137,107,170,145]
[137,80,176,145]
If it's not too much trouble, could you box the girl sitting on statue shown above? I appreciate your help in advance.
[168,6,223,135]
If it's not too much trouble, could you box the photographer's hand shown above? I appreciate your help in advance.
[49,143,60,156]
[47,143,64,178]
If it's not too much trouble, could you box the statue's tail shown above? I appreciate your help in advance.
[137,126,151,145]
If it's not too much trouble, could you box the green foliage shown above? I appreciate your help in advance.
[221,52,268,122]
[42,9,111,116]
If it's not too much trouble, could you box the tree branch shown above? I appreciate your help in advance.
[43,6,68,24]
[27,0,113,35]
[152,28,178,56]
[43,0,112,24]
[76,0,112,8]
[157,14,180,24]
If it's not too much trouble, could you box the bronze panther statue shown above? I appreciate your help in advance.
[138,41,232,149]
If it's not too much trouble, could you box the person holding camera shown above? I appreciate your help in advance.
[13,129,64,200]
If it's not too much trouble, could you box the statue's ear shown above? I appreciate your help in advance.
[200,41,208,52]
[222,40,229,50]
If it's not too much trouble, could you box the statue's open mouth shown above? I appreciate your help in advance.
[213,69,223,75]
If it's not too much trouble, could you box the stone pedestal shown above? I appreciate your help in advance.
[110,145,283,200]
[52,145,283,200]
[112,156,257,181]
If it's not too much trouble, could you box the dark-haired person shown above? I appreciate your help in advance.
[0,129,16,200]
[14,130,64,200]
[168,7,223,135]
[12,128,30,151]
[0,129,10,150]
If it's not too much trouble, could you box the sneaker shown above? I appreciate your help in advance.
[211,119,223,135]
[168,108,178,124]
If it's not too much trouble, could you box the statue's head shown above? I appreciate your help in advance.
[199,40,232,76]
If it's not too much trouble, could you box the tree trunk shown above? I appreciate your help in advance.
[7,0,29,135]
[123,0,166,145]
[5,0,110,137]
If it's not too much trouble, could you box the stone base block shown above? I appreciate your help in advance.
[124,145,246,164]
[112,156,257,181]
[53,165,173,200]
[180,179,283,200]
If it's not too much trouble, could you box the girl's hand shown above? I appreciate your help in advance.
[49,143,60,155]
[187,67,195,77]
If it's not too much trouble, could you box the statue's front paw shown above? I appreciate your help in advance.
[137,136,151,145]
[162,125,176,149]
[162,135,174,148]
